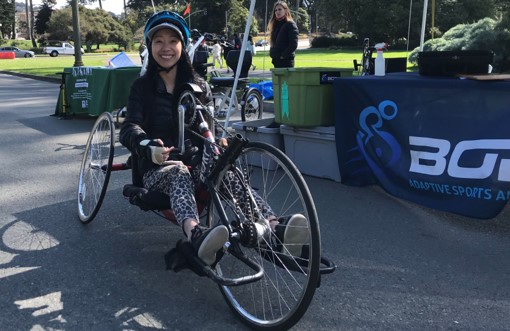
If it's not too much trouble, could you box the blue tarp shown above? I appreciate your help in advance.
[249,80,273,100]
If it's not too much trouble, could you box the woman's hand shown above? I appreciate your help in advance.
[139,138,173,165]
[218,137,228,148]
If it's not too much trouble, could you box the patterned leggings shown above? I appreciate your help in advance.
[143,162,274,226]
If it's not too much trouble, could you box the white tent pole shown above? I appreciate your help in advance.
[223,0,256,135]
[419,0,428,51]
[407,0,413,53]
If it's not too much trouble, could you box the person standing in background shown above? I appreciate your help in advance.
[246,35,256,71]
[138,39,147,64]
[233,33,242,50]
[268,1,298,68]
[211,40,223,69]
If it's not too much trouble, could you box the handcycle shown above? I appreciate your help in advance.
[209,49,264,122]
[77,85,335,330]
[190,31,264,123]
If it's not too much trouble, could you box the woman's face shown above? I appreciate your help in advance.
[151,28,182,68]
[274,5,286,19]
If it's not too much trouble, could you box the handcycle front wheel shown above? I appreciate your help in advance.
[207,141,321,330]
[77,112,115,224]
[241,88,263,122]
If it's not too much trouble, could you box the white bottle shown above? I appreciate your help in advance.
[374,43,386,76]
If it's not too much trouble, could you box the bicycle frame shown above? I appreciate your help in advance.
[361,38,375,75]
[109,108,267,286]
[212,84,242,115]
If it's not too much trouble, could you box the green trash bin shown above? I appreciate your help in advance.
[272,67,353,127]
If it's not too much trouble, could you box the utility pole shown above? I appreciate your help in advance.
[9,0,15,39]
[29,0,36,47]
[71,0,84,67]
[25,0,30,41]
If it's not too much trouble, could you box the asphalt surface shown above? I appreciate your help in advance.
[1,72,510,330]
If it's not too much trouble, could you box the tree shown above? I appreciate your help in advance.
[434,0,497,35]
[127,0,181,12]
[293,7,310,33]
[45,5,133,49]
[205,0,258,36]
[409,17,510,72]
[27,0,37,46]
[34,1,56,36]
[78,0,103,10]
[0,0,15,39]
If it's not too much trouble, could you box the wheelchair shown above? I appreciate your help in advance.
[76,85,335,330]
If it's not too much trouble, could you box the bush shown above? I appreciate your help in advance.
[310,35,359,48]
[408,17,510,72]
[2,39,33,49]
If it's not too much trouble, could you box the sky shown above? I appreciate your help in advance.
[32,1,126,16]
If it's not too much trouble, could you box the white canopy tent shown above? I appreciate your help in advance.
[419,0,430,51]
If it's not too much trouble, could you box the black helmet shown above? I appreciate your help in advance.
[144,11,190,47]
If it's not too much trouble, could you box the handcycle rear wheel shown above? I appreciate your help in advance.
[77,112,115,224]
[207,141,320,330]
[241,88,263,122]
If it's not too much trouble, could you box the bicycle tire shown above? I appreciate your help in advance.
[77,112,115,224]
[241,88,263,122]
[207,141,321,330]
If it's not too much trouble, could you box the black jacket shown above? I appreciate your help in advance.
[269,20,299,61]
[119,72,210,180]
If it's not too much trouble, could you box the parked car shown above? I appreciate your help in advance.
[255,39,268,47]
[42,41,84,57]
[0,46,35,58]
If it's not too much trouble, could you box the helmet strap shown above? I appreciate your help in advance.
[158,62,178,73]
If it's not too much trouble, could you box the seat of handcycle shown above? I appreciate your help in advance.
[226,50,252,78]
[209,50,252,88]
[123,184,172,212]
[121,155,209,217]
[121,154,172,212]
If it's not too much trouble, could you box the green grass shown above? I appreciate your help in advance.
[0,48,415,79]
[252,48,414,72]
[0,53,119,79]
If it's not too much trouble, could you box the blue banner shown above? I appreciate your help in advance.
[334,73,510,219]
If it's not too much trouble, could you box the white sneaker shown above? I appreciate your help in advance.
[190,225,229,265]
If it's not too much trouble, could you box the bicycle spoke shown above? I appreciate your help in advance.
[77,112,114,223]
[208,142,320,330]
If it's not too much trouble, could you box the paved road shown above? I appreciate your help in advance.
[1,73,510,330]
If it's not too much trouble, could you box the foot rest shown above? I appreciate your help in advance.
[123,184,172,211]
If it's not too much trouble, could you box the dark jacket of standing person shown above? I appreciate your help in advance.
[268,1,299,68]
[233,33,242,50]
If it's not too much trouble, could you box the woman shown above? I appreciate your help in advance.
[119,11,229,265]
[268,1,299,68]
[120,11,306,266]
